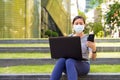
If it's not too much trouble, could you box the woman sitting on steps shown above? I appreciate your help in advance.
[50,16,97,80]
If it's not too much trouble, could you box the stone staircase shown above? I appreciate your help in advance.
[0,38,120,80]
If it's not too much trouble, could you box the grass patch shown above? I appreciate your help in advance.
[97,52,120,58]
[90,65,120,73]
[0,44,49,47]
[0,52,119,59]
[0,65,120,73]
[0,65,54,73]
[0,53,51,58]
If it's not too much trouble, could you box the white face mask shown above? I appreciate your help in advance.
[73,25,84,33]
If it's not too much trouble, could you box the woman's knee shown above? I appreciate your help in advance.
[65,58,76,66]
[77,62,90,75]
[56,58,66,64]
[58,58,66,61]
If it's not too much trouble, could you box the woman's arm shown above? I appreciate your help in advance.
[90,52,97,60]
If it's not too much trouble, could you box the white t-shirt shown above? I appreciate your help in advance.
[69,34,92,60]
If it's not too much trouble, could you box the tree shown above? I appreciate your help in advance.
[105,1,120,28]
[104,1,120,38]
[86,22,103,36]
[78,10,87,20]
[90,0,106,8]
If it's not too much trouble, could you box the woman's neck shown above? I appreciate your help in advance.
[74,32,84,38]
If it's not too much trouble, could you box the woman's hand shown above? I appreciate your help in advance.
[87,41,97,60]
[87,41,96,52]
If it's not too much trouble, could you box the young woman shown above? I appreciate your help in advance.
[50,16,97,80]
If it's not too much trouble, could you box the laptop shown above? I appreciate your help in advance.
[49,36,83,60]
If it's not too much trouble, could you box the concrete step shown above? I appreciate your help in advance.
[0,46,120,53]
[0,58,119,67]
[0,73,120,80]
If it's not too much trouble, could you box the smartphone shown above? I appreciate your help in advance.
[87,34,95,42]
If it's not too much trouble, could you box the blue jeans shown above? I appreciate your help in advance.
[50,58,90,80]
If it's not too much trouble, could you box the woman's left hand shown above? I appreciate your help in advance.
[86,41,96,52]
[87,41,97,60]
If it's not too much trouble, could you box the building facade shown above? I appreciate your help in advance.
[0,0,71,38]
